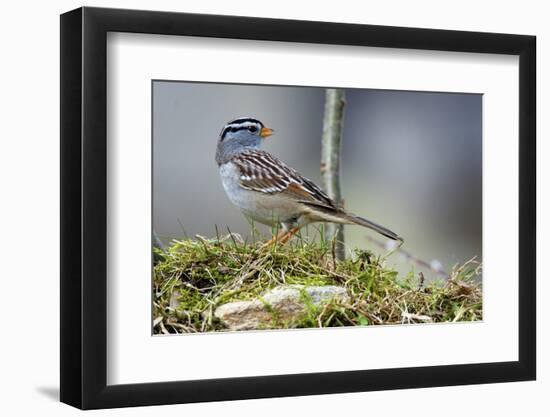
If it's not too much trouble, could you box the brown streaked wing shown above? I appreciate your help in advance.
[232,150,337,209]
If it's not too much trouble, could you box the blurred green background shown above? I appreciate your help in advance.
[153,81,482,279]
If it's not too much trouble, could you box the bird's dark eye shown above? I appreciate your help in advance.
[248,125,258,133]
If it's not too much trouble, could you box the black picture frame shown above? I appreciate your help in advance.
[60,6,536,410]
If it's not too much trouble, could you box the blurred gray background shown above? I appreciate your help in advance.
[153,81,482,278]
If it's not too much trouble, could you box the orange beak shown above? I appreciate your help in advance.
[260,127,274,138]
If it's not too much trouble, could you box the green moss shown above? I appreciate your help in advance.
[153,234,482,334]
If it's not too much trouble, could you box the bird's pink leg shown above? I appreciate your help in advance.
[276,227,301,245]
[264,229,288,247]
[264,227,301,247]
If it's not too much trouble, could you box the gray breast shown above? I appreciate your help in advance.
[218,162,303,226]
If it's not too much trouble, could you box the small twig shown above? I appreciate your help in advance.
[401,311,433,324]
[214,224,221,245]
[331,235,337,271]
[365,235,450,279]
[418,272,425,290]
[158,319,170,335]
[176,218,189,239]
[153,230,165,252]
[195,235,211,254]
[226,226,239,248]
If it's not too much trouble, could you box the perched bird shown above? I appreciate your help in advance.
[216,117,403,245]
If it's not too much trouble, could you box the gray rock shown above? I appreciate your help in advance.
[214,285,349,331]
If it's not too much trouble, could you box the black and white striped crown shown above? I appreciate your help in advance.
[220,117,264,140]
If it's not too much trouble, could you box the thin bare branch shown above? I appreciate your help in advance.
[321,88,346,260]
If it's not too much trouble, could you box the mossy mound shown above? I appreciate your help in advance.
[153,234,482,334]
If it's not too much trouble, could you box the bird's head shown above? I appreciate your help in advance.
[216,117,274,164]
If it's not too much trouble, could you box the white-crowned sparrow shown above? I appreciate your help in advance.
[216,117,403,245]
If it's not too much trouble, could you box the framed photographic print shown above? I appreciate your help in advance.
[60,6,536,409]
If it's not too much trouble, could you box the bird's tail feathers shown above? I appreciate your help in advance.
[343,213,403,243]
[300,201,403,243]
